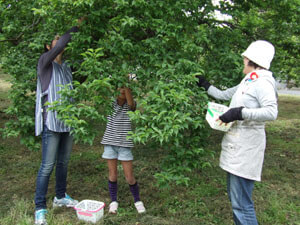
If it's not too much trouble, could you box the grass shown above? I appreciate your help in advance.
[0,70,299,224]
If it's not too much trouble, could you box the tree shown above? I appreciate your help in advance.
[1,0,299,186]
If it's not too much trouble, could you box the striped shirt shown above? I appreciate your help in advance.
[35,26,78,136]
[35,61,73,136]
[101,100,135,148]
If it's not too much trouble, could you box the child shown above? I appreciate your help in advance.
[101,86,146,214]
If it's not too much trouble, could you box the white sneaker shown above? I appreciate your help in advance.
[134,201,146,213]
[52,193,78,208]
[109,201,118,214]
[35,209,48,225]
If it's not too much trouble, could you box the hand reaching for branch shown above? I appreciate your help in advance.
[77,16,87,27]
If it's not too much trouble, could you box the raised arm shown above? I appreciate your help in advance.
[196,75,238,101]
[124,87,136,111]
[38,26,79,69]
[207,85,239,101]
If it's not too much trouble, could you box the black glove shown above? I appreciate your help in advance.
[219,107,244,123]
[196,75,211,91]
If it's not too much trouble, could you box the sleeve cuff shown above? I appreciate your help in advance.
[69,26,79,33]
[241,107,249,120]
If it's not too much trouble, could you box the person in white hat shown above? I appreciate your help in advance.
[197,40,278,225]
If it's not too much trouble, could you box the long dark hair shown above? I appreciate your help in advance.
[43,39,56,53]
[43,43,49,53]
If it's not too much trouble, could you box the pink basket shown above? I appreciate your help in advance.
[74,200,105,223]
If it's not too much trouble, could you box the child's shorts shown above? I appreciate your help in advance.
[102,145,133,161]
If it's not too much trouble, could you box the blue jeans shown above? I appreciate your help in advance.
[35,125,73,210]
[227,173,258,225]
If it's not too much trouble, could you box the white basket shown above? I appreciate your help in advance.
[206,102,233,132]
[74,200,105,223]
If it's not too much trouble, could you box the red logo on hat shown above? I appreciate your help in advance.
[250,72,259,80]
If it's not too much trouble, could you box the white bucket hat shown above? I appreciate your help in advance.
[242,40,275,69]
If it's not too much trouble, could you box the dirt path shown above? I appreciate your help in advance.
[0,74,11,92]
[278,88,300,96]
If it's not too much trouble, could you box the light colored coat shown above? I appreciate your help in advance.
[207,69,278,181]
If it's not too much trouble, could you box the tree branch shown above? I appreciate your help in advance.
[0,17,42,45]
[198,18,236,29]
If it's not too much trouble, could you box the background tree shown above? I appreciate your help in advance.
[1,0,299,186]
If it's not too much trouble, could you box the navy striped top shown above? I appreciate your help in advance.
[101,100,135,148]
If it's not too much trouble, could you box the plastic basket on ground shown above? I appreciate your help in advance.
[74,200,105,223]
[206,102,233,132]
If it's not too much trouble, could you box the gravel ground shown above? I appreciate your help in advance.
[277,81,300,96]
[278,89,300,96]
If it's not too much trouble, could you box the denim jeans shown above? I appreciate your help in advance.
[35,125,73,210]
[227,173,258,225]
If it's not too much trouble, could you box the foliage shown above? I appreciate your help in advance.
[48,48,114,145]
[0,0,299,186]
[0,94,299,224]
